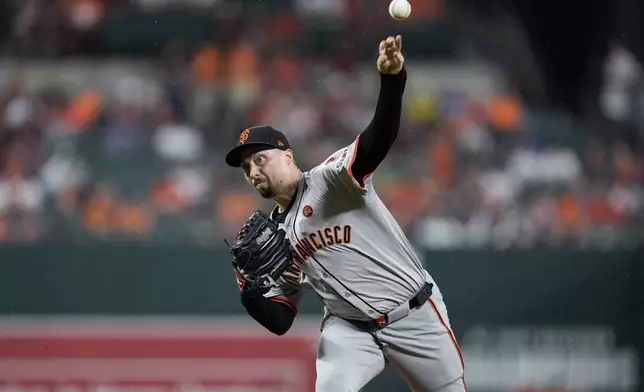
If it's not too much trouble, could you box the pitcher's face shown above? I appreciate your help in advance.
[241,148,293,199]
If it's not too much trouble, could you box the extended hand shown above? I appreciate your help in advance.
[377,35,404,75]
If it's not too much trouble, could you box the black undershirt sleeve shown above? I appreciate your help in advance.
[240,291,296,336]
[351,67,407,187]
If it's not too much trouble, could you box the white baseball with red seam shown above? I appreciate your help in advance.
[389,0,411,20]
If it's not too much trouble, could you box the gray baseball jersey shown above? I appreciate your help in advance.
[261,138,466,391]
[264,138,427,319]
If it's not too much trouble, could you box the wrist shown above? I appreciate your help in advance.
[381,65,405,77]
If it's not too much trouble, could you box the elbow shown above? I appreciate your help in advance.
[271,326,290,336]
[269,315,295,336]
[241,293,297,336]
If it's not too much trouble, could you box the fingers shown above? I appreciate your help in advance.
[377,35,404,72]
[380,36,402,55]
[385,37,396,55]
[395,51,404,65]
[377,54,387,69]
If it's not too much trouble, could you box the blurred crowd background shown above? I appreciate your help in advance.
[0,2,642,392]
[0,0,641,249]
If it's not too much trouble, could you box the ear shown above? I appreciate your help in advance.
[284,149,294,165]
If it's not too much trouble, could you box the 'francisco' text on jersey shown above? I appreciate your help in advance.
[292,225,352,267]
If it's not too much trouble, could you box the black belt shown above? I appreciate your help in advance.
[347,282,434,331]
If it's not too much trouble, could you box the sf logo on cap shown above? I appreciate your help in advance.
[239,129,250,144]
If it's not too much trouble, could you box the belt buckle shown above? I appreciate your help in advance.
[376,315,388,328]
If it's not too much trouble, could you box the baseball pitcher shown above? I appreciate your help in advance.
[225,35,466,392]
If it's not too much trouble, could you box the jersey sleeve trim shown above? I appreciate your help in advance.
[235,269,299,312]
[346,135,373,190]
[270,296,298,313]
[234,270,245,292]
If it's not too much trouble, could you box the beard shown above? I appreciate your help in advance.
[255,181,275,199]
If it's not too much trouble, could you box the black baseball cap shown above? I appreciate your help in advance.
[225,125,292,167]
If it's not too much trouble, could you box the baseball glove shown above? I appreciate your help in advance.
[228,210,293,296]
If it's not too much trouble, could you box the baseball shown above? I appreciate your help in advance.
[389,0,411,20]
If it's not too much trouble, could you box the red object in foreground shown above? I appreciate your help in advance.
[0,319,320,392]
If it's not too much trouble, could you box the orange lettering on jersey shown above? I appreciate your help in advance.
[310,232,324,249]
[333,226,343,244]
[282,251,303,286]
[291,225,353,265]
[292,247,305,266]
[343,225,352,243]
[316,230,327,246]
[301,237,317,254]
[324,227,334,244]
[296,243,312,259]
